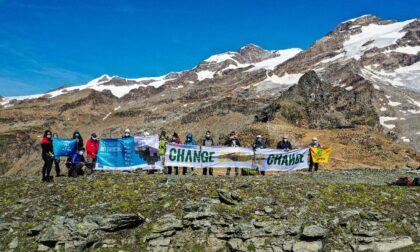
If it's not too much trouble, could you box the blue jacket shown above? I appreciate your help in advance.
[71,153,85,165]
[253,140,267,150]
[184,133,197,146]
[308,142,321,148]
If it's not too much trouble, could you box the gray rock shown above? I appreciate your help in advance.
[283,240,294,252]
[264,206,273,214]
[293,241,322,252]
[153,214,183,233]
[218,189,242,205]
[301,225,326,239]
[183,211,216,221]
[9,237,18,249]
[286,225,301,236]
[227,238,247,251]
[97,213,144,232]
[148,237,171,247]
[27,224,44,236]
[373,236,413,252]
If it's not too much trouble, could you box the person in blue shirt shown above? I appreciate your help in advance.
[183,133,197,175]
[69,147,86,177]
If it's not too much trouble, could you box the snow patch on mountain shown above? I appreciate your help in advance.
[380,116,398,129]
[247,48,302,71]
[343,19,415,60]
[196,70,215,81]
[1,74,176,106]
[360,62,420,91]
[204,52,238,63]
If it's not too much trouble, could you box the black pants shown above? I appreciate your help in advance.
[54,159,61,176]
[42,154,53,179]
[260,171,266,176]
[203,167,213,176]
[309,158,319,172]
[69,163,84,177]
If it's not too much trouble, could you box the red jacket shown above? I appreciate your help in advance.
[86,138,100,159]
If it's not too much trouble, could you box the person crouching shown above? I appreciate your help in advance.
[69,147,86,177]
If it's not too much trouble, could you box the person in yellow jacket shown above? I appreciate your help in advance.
[308,137,321,172]
[159,130,168,173]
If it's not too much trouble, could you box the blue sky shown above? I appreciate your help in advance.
[0,0,419,96]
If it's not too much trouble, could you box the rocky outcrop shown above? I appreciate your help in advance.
[257,71,380,129]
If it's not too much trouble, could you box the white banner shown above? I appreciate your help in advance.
[255,148,309,171]
[165,143,254,169]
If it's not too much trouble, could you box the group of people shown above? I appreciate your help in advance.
[40,128,322,182]
[40,130,100,182]
[158,130,322,176]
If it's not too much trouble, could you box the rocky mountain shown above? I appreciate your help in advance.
[0,15,420,175]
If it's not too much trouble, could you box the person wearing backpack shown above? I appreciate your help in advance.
[201,131,215,176]
[41,130,54,182]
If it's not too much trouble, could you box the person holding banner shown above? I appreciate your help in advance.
[308,137,321,172]
[183,133,197,175]
[41,130,55,182]
[168,132,181,175]
[159,131,168,172]
[201,131,215,176]
[72,131,84,151]
[86,133,100,175]
[52,133,62,177]
[122,129,132,138]
[225,131,241,176]
[277,136,293,150]
[253,135,267,176]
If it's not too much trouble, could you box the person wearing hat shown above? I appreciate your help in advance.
[308,137,321,172]
[122,129,132,138]
[86,133,100,175]
[253,134,267,175]
[277,135,293,150]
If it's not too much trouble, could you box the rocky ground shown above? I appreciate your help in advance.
[1,168,420,251]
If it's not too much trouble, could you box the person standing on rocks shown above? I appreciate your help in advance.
[85,133,100,175]
[201,130,215,176]
[72,131,84,151]
[225,131,241,177]
[168,132,181,175]
[52,133,62,177]
[41,130,55,182]
[159,130,168,172]
[69,147,86,177]
[308,137,321,172]
[253,135,267,176]
[277,136,292,150]
[183,133,197,175]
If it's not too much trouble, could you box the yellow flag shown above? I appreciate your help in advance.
[310,147,332,163]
